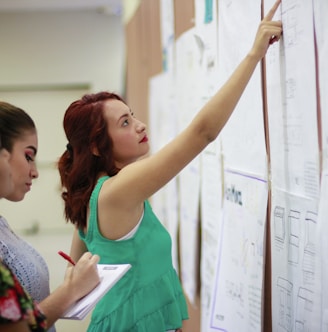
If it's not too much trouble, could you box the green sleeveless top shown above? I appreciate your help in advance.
[79,176,188,331]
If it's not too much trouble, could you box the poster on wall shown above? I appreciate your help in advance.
[265,0,320,199]
[148,72,180,271]
[218,0,267,177]
[315,171,328,330]
[200,142,223,331]
[207,170,268,331]
[175,27,203,304]
[270,187,320,331]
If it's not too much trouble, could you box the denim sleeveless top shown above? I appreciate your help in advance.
[79,176,188,331]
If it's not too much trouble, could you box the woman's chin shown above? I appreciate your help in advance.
[5,192,26,202]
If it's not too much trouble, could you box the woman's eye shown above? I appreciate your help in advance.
[25,154,34,162]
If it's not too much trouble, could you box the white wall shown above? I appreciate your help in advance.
[0,9,125,232]
[0,9,125,93]
[0,10,125,231]
[0,89,89,232]
[0,12,125,331]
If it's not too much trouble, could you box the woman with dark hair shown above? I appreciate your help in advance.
[58,2,282,331]
[0,101,101,331]
[0,137,13,199]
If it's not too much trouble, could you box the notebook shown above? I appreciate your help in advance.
[61,263,131,320]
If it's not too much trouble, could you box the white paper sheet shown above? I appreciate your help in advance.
[218,0,267,176]
[200,143,224,331]
[175,28,203,304]
[61,264,131,320]
[315,171,328,329]
[148,72,180,270]
[270,187,319,331]
[208,170,268,331]
[265,0,320,199]
[179,156,201,305]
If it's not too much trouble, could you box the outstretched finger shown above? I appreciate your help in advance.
[264,0,281,21]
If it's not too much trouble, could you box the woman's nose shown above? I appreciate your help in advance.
[31,165,39,179]
[136,120,146,132]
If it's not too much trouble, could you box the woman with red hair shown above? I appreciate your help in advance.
[58,2,282,331]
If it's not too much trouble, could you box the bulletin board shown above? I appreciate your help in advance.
[124,0,327,331]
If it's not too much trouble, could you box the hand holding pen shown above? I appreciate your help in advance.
[58,251,101,301]
[58,250,76,265]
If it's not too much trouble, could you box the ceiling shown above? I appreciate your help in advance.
[0,0,123,15]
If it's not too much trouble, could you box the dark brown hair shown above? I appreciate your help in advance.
[0,101,36,151]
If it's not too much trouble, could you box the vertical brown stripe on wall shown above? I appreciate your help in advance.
[313,19,323,178]
[260,0,272,331]
[173,0,195,40]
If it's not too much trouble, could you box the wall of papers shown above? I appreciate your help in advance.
[128,0,328,331]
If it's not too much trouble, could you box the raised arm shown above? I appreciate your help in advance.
[111,0,282,203]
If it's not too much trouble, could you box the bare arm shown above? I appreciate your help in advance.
[95,1,282,240]
[70,227,88,262]
[38,252,100,328]
[107,0,282,204]
[0,254,98,330]
[0,320,31,332]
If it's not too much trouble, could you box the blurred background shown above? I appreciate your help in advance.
[0,1,124,330]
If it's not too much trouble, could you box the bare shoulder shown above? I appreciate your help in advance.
[96,176,144,240]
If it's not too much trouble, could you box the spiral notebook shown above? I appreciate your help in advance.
[61,263,131,320]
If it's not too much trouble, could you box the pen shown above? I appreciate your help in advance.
[58,250,76,266]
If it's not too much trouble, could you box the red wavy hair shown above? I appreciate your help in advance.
[57,91,125,229]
